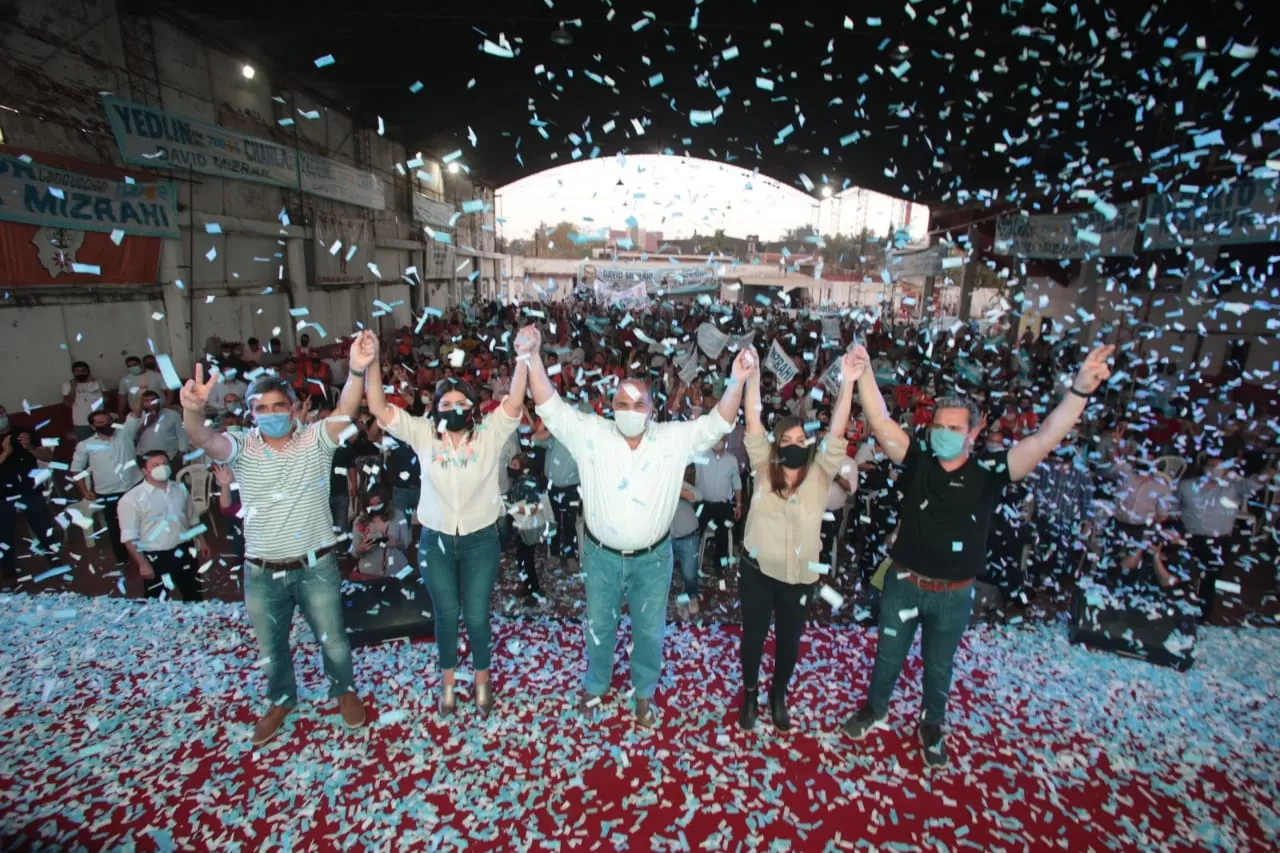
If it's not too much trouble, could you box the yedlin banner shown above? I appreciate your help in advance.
[103,95,384,209]
[0,151,178,238]
[995,202,1141,258]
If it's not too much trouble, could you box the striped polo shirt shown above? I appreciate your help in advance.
[222,422,338,560]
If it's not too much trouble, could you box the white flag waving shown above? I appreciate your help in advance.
[675,345,701,385]
[765,339,799,385]
[695,322,730,358]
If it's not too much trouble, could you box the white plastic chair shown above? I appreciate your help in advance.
[176,463,216,536]
[1155,455,1187,483]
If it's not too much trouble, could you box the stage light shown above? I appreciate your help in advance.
[242,64,256,80]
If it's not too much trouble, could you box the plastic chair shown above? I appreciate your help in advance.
[176,463,216,536]
[1155,455,1187,483]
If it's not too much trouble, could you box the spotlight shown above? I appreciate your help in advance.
[447,162,460,174]
[241,64,256,80]
[550,22,573,46]
[821,186,833,198]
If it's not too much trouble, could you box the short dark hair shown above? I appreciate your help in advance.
[125,355,141,364]
[245,374,297,406]
[139,450,169,468]
[247,337,260,347]
[73,361,90,371]
[89,410,112,425]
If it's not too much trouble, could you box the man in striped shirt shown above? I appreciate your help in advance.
[181,332,376,746]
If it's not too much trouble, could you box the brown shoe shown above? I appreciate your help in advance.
[338,693,367,730]
[635,698,657,729]
[251,705,291,746]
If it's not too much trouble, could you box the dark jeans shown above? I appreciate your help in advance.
[330,493,349,534]
[866,567,975,726]
[515,539,540,594]
[699,500,735,572]
[419,524,500,671]
[0,492,59,574]
[820,517,840,568]
[143,548,202,601]
[739,557,814,695]
[549,485,580,559]
[1188,534,1236,622]
[99,492,130,564]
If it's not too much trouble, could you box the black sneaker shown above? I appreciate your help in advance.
[919,723,948,769]
[840,706,888,740]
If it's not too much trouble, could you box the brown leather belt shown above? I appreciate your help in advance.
[900,567,974,593]
[247,546,335,571]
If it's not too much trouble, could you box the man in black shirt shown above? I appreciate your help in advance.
[0,406,59,579]
[840,344,1113,770]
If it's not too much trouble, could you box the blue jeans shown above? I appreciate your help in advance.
[243,552,354,707]
[671,533,700,598]
[419,524,500,671]
[582,536,673,700]
[865,567,975,725]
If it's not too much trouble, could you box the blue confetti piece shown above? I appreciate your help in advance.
[314,54,336,68]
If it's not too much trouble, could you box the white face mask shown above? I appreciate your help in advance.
[614,410,649,438]
[151,464,171,482]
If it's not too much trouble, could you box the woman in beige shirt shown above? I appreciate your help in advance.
[738,348,860,732]
[361,332,530,720]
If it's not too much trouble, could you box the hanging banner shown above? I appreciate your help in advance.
[887,245,947,277]
[0,152,178,239]
[764,340,799,385]
[413,193,455,229]
[313,215,374,285]
[0,222,161,286]
[103,95,297,188]
[1142,178,1280,249]
[821,358,845,396]
[594,278,647,305]
[298,153,385,210]
[994,202,1141,258]
[695,322,730,357]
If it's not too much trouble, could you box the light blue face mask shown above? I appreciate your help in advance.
[257,412,293,439]
[929,428,967,461]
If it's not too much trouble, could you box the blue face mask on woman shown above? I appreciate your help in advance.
[929,428,967,461]
[256,412,293,439]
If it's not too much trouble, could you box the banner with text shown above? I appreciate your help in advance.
[299,152,385,210]
[765,340,799,385]
[413,193,455,229]
[995,202,1141,258]
[1142,178,1280,249]
[0,152,178,239]
[821,357,845,396]
[104,95,297,188]
[313,215,374,285]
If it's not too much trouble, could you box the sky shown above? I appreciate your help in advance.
[495,154,930,244]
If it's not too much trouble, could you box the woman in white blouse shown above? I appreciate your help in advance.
[361,334,529,719]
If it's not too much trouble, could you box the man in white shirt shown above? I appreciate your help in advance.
[118,451,211,600]
[180,335,375,746]
[519,325,754,728]
[63,361,107,441]
[117,355,164,418]
[71,402,145,569]
[135,390,190,466]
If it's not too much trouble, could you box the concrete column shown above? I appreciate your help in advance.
[957,224,980,321]
[158,238,192,376]
[286,237,308,346]
[918,233,941,322]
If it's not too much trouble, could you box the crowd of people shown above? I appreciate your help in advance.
[1,295,1277,765]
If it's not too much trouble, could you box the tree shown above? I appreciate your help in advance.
[781,224,818,245]
[535,221,605,259]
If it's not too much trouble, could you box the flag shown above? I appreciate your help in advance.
[695,322,730,357]
[765,339,799,385]
[821,358,844,396]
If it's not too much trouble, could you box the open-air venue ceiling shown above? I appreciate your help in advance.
[159,0,1277,217]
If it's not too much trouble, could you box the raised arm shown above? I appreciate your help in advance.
[362,346,394,425]
[828,349,861,438]
[327,330,374,445]
[501,357,530,419]
[517,325,557,405]
[744,365,765,436]
[849,345,910,464]
[180,364,233,463]
[716,349,754,426]
[1008,345,1113,482]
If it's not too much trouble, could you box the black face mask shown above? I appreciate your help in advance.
[93,423,113,436]
[778,444,809,470]
[439,408,474,432]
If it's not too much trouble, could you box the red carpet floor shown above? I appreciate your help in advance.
[1,593,1277,852]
